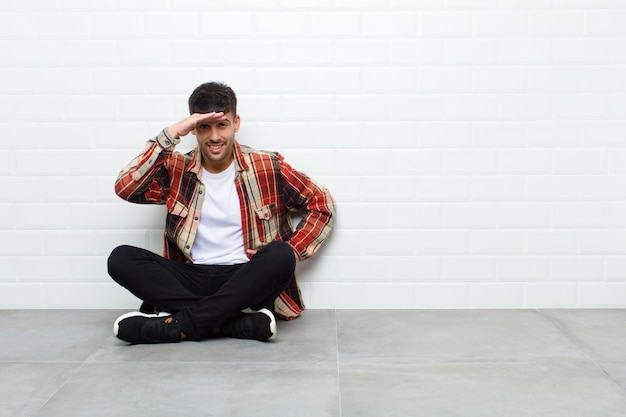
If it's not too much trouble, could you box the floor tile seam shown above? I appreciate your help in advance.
[598,360,626,390]
[529,309,626,393]
[333,309,343,417]
[32,357,90,415]
[0,360,86,365]
[83,360,339,366]
[536,309,600,359]
[591,362,626,393]
[337,357,599,366]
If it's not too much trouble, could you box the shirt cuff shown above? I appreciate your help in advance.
[156,129,179,150]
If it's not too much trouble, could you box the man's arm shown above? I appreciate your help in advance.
[114,112,225,203]
[279,159,336,262]
[166,112,225,139]
[114,130,177,204]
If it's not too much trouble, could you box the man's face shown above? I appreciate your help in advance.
[193,112,240,173]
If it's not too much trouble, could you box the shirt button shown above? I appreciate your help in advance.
[194,217,199,221]
[186,245,190,249]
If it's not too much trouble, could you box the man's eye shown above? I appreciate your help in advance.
[198,124,209,130]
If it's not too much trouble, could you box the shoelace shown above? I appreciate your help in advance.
[142,317,180,342]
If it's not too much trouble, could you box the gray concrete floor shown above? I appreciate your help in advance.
[2,309,626,417]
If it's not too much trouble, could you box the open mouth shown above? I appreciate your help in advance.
[207,143,224,154]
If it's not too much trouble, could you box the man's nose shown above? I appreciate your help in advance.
[208,127,220,140]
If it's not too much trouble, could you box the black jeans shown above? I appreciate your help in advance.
[107,240,296,340]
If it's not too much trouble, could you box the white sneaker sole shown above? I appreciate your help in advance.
[256,308,277,341]
[113,309,276,341]
[112,311,168,337]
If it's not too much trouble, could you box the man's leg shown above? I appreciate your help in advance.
[108,241,296,342]
[107,245,209,313]
[108,245,229,343]
[178,240,296,340]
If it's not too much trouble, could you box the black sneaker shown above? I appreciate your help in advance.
[220,308,277,341]
[113,312,183,344]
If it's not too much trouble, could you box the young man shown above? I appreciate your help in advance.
[108,82,335,344]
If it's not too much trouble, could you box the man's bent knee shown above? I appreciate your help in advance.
[261,241,296,268]
[107,245,140,280]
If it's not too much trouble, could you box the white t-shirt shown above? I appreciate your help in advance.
[190,162,249,265]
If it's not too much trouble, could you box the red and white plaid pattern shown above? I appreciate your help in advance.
[114,130,336,320]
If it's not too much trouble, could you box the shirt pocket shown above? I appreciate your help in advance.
[165,197,189,242]
[254,203,278,243]
[166,197,189,218]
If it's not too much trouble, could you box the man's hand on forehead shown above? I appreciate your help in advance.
[167,112,226,139]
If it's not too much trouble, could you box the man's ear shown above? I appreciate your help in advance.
[234,114,241,133]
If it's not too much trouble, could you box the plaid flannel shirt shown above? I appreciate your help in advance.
[114,129,336,320]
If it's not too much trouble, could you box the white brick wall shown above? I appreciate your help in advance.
[2,1,626,309]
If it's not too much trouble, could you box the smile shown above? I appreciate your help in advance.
[206,143,224,153]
